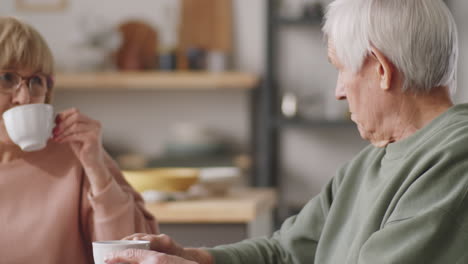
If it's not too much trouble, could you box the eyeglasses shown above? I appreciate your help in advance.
[0,71,51,97]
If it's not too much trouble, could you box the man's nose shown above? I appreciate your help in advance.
[335,84,346,100]
[11,82,31,105]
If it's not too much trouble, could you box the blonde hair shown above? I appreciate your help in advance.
[0,16,54,102]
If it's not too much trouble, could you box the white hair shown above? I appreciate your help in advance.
[322,0,458,94]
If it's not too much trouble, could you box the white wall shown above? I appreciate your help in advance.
[1,0,467,205]
[449,0,468,102]
[0,0,259,157]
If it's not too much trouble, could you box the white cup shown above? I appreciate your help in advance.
[207,51,227,72]
[92,240,151,264]
[2,103,54,152]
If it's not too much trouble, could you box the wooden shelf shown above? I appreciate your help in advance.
[278,16,322,26]
[54,71,259,91]
[277,117,354,128]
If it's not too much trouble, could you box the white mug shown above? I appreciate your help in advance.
[92,240,151,264]
[2,103,54,152]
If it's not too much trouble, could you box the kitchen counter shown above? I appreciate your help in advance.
[145,188,277,247]
[145,188,276,223]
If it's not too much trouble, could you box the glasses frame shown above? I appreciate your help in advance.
[0,71,52,98]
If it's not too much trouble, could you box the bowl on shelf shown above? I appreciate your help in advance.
[122,168,200,193]
[198,167,241,195]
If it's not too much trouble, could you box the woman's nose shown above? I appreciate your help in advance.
[11,83,31,105]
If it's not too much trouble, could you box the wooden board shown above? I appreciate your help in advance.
[177,0,233,69]
[212,0,232,52]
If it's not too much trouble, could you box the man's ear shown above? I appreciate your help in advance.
[370,47,393,91]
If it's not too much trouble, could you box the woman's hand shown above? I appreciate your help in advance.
[122,234,213,264]
[105,249,198,264]
[53,108,104,168]
[53,108,112,194]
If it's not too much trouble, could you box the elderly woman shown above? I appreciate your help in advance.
[0,17,158,263]
[106,0,468,263]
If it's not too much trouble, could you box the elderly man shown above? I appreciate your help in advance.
[106,0,467,263]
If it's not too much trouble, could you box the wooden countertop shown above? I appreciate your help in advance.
[145,188,276,224]
[54,71,259,90]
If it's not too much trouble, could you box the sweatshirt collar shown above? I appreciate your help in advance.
[383,104,468,160]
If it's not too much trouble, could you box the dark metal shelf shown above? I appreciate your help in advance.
[277,117,354,128]
[277,16,323,26]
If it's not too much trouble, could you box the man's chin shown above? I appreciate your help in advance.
[357,128,369,142]
[357,125,385,147]
[355,122,367,138]
[371,140,390,148]
[359,129,391,148]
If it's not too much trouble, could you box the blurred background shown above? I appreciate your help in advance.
[1,0,467,244]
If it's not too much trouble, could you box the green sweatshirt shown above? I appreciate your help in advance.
[209,104,468,264]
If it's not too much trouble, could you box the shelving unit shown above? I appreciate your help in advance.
[54,70,260,175]
[254,0,327,189]
[254,0,354,222]
[254,0,330,223]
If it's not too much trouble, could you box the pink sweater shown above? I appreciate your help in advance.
[0,141,158,263]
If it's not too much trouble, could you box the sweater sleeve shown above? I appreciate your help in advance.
[80,153,159,242]
[207,176,339,264]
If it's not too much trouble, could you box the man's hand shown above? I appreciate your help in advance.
[105,249,198,264]
[122,233,214,264]
[123,233,185,256]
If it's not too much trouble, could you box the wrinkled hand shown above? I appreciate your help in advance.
[123,233,185,257]
[121,234,213,264]
[53,108,104,168]
[105,249,198,264]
